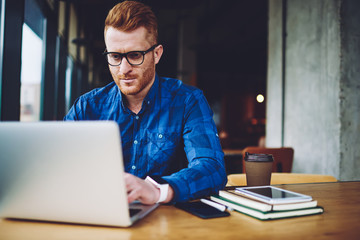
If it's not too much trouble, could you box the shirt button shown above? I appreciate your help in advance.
[134,140,138,144]
[135,116,139,120]
[132,165,136,170]
[158,134,163,139]
[147,101,150,105]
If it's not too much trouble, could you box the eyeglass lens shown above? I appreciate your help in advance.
[107,51,144,66]
[105,44,158,66]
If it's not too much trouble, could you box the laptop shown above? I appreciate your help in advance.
[0,121,158,227]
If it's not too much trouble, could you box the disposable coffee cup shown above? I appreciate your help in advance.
[244,152,273,186]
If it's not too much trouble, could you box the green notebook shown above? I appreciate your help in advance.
[219,190,318,212]
[210,195,324,220]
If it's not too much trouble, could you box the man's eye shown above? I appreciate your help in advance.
[127,52,142,60]
[109,53,121,60]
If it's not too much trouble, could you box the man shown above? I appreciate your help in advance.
[64,0,227,204]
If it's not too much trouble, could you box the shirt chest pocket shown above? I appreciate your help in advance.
[145,131,182,171]
[146,131,181,152]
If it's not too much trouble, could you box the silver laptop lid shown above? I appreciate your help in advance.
[0,121,134,227]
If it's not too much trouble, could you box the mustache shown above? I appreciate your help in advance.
[118,74,136,80]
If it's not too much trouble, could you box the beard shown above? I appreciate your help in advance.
[111,63,156,96]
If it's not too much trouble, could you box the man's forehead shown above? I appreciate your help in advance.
[105,26,148,39]
[105,26,154,49]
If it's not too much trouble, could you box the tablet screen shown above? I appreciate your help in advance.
[236,186,312,204]
[244,187,300,199]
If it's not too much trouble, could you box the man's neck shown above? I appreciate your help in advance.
[124,80,154,114]
[125,95,144,114]
[121,76,156,114]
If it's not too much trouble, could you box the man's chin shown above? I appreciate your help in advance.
[118,85,140,96]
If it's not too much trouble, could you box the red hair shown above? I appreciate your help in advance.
[104,1,158,44]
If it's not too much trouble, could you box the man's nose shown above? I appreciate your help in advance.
[118,57,132,74]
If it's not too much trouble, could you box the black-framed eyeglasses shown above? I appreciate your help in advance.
[103,44,159,66]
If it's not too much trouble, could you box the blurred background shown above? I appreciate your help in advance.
[0,0,359,181]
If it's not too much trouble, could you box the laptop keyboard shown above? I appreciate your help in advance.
[129,208,142,217]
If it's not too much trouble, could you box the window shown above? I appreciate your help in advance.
[65,56,74,112]
[20,0,45,121]
[20,24,43,121]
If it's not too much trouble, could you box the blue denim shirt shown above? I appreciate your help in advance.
[64,75,227,202]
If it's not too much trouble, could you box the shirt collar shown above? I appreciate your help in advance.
[118,74,159,114]
[142,74,159,108]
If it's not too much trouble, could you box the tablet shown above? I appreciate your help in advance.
[235,186,312,204]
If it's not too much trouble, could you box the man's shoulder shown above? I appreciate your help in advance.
[158,77,202,99]
[79,81,118,103]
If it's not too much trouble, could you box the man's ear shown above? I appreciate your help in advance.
[154,44,163,65]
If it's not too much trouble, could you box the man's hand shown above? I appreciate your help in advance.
[124,173,174,205]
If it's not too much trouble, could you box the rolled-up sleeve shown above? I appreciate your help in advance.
[163,90,227,202]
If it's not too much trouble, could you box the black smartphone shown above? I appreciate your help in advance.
[175,201,230,219]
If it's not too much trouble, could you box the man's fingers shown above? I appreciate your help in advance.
[124,173,160,205]
[125,174,140,202]
[127,187,140,203]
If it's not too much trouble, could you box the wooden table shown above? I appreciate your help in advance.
[0,182,359,240]
[227,173,338,185]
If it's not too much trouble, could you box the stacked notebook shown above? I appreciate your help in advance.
[210,186,324,220]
